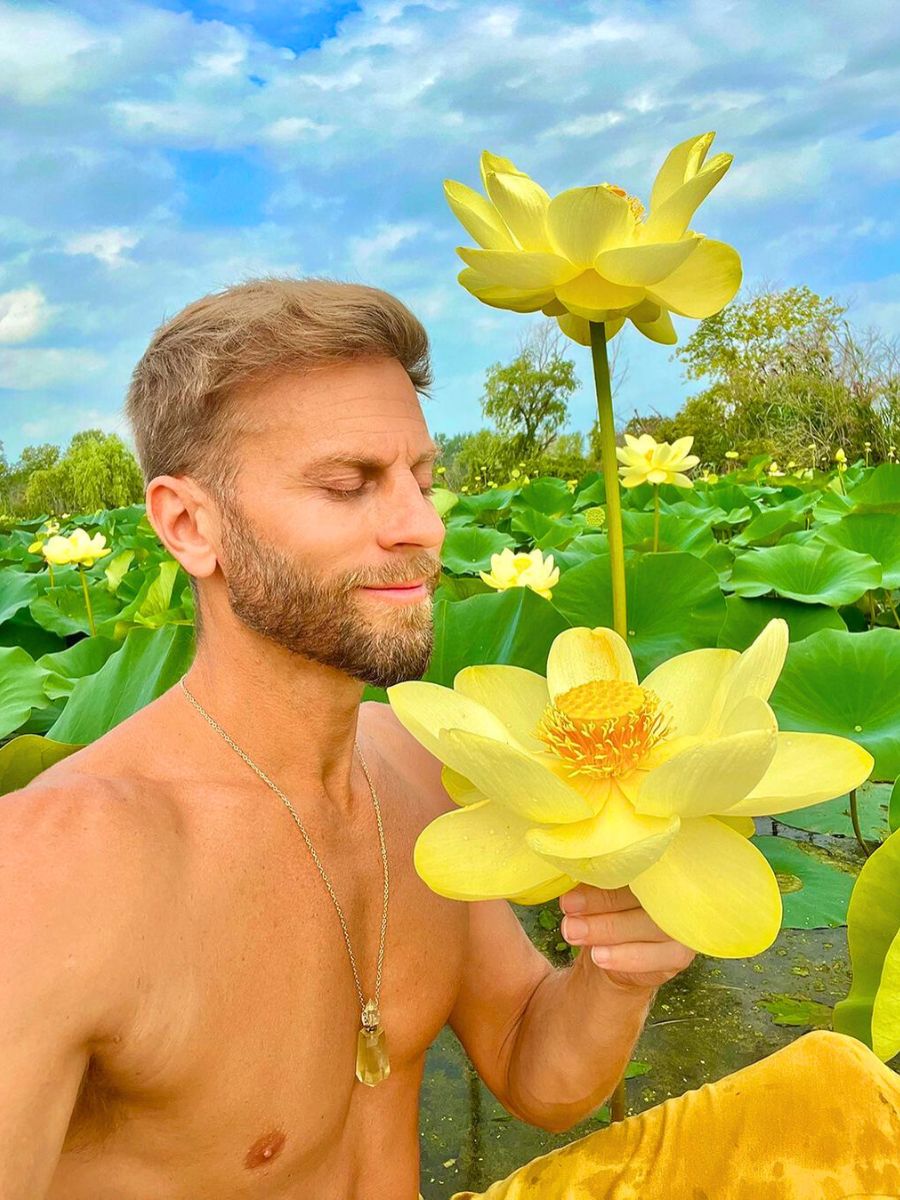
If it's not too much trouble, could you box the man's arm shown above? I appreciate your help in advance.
[446,894,655,1134]
[0,785,141,1198]
[505,950,657,1133]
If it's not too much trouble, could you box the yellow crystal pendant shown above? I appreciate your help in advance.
[356,999,390,1086]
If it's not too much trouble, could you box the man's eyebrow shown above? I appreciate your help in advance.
[306,442,442,470]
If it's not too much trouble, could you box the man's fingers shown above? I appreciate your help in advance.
[560,884,641,914]
[562,905,669,945]
[589,940,696,972]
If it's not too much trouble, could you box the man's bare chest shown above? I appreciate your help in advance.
[52,724,467,1198]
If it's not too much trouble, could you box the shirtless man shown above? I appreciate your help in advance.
[2,278,661,1199]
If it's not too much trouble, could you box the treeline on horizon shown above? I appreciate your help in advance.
[2,284,898,523]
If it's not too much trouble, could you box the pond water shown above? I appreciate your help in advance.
[418,820,899,1197]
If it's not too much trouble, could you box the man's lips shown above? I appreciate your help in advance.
[365,578,428,589]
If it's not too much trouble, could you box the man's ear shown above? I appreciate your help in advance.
[145,475,220,582]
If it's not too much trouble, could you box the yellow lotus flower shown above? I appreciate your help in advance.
[700,470,719,484]
[386,620,873,956]
[616,433,699,488]
[724,449,739,460]
[834,447,847,463]
[767,461,785,477]
[41,527,112,568]
[444,131,741,347]
[479,547,559,600]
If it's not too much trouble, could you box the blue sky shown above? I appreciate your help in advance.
[1,0,898,464]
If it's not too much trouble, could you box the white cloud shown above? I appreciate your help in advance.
[0,0,898,460]
[348,222,428,269]
[20,404,128,441]
[64,228,141,267]
[0,286,51,343]
[0,347,107,391]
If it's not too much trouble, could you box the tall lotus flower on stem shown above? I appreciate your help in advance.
[615,433,699,551]
[387,619,873,955]
[443,129,742,1121]
[444,130,741,639]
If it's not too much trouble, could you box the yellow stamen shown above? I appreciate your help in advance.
[603,183,646,222]
[533,679,669,778]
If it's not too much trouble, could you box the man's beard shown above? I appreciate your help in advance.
[217,497,437,690]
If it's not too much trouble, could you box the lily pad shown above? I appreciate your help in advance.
[754,835,855,929]
[0,733,85,795]
[717,595,845,651]
[421,586,573,690]
[548,550,725,676]
[774,781,891,843]
[620,511,715,556]
[47,623,195,744]
[35,635,122,701]
[771,627,900,780]
[440,525,516,575]
[0,646,51,740]
[812,513,900,588]
[846,462,900,512]
[729,543,882,606]
[755,994,834,1029]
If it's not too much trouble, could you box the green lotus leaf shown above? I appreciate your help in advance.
[548,550,725,676]
[0,733,85,796]
[514,477,576,517]
[0,569,42,625]
[846,462,900,513]
[771,628,900,780]
[753,836,854,929]
[0,646,52,740]
[812,513,900,588]
[47,623,195,744]
[439,525,516,574]
[730,543,882,606]
[620,511,715,555]
[36,635,121,701]
[773,781,891,843]
[718,595,845,651]
[732,494,816,548]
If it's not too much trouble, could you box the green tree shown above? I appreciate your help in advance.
[626,285,900,467]
[23,430,145,516]
[480,321,579,460]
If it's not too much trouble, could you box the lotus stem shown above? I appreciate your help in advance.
[884,590,900,630]
[48,563,55,587]
[589,321,627,638]
[848,788,874,858]
[653,487,660,554]
[78,564,97,637]
[590,320,629,1123]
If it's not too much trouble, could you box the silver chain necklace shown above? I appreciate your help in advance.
[178,675,392,1087]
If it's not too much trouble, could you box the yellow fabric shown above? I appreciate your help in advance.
[442,1030,900,1199]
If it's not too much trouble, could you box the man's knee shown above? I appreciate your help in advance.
[780,1028,890,1092]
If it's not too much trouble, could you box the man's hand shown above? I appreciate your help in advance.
[560,883,696,993]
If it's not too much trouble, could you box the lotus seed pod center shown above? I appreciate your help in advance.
[533,679,670,778]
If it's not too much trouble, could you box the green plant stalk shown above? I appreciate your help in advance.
[47,562,55,587]
[867,590,878,628]
[78,564,97,637]
[848,788,874,857]
[589,320,627,638]
[884,589,900,630]
[589,320,628,1124]
[653,487,660,554]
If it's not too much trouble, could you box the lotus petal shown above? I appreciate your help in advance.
[722,732,875,817]
[444,180,517,250]
[546,185,633,265]
[629,815,783,956]
[645,238,742,319]
[546,627,638,701]
[453,664,550,752]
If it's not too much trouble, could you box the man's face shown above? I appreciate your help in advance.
[213,357,446,690]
